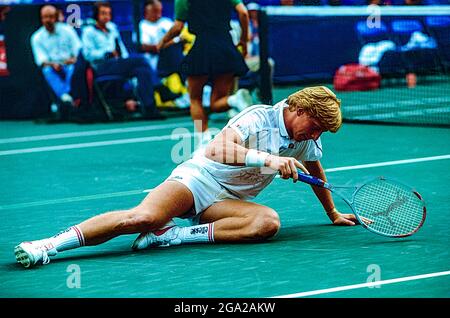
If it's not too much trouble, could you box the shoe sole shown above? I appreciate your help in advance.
[14,245,33,268]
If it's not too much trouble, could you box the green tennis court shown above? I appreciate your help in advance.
[1,85,449,298]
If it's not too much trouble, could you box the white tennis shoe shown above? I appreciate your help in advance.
[132,223,181,250]
[228,88,252,113]
[14,240,57,268]
[233,88,253,112]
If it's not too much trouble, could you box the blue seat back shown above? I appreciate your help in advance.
[391,20,424,35]
[425,16,450,28]
[391,20,425,46]
[356,20,390,44]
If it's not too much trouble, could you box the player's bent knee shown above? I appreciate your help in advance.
[249,209,281,240]
[123,208,166,232]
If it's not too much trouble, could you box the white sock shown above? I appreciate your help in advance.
[47,226,85,252]
[177,223,214,244]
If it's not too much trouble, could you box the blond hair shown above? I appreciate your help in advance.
[287,86,342,133]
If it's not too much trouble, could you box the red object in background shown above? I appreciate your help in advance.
[0,35,9,76]
[333,63,381,92]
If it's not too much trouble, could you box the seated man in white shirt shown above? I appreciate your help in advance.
[139,0,184,103]
[82,1,164,120]
[30,5,81,119]
[15,86,364,269]
[139,0,175,72]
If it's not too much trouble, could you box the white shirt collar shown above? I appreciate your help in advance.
[276,99,291,140]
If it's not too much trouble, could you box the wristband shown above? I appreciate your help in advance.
[245,149,269,167]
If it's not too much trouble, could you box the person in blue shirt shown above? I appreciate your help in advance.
[30,5,81,117]
[81,1,164,120]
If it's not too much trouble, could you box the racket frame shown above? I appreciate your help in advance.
[297,173,427,238]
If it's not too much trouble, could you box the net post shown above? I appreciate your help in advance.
[132,0,141,51]
[258,8,273,105]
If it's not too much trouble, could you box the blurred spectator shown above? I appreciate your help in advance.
[82,1,164,119]
[139,0,185,104]
[328,0,342,5]
[230,2,275,104]
[404,0,423,4]
[0,6,10,77]
[158,0,252,145]
[300,0,323,4]
[30,5,81,118]
[0,6,10,21]
[139,0,175,71]
[367,0,392,5]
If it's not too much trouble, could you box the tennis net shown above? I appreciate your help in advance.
[258,5,450,127]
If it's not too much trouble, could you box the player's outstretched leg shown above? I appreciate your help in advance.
[14,181,194,268]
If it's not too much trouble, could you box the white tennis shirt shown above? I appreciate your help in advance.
[190,100,323,200]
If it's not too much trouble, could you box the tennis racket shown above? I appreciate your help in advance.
[297,173,426,238]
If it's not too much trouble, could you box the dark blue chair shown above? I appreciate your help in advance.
[355,20,407,78]
[390,19,442,75]
[424,16,450,72]
[92,73,141,121]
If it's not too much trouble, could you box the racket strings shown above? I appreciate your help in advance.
[353,180,425,236]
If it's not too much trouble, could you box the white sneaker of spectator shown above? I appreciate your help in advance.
[228,88,252,113]
[174,92,190,109]
[60,93,74,105]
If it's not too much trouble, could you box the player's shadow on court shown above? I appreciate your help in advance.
[276,224,336,242]
[276,224,417,245]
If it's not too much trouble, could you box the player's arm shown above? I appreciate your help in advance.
[141,43,159,53]
[157,20,184,50]
[303,160,358,226]
[158,0,187,50]
[205,128,251,166]
[234,1,249,57]
[205,128,309,177]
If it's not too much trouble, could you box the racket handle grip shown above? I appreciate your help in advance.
[298,172,326,187]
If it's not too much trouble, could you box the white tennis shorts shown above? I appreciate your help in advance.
[166,161,239,225]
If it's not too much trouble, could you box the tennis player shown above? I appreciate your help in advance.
[14,86,361,268]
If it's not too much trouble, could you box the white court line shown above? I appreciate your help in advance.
[325,155,450,172]
[0,132,198,156]
[0,189,144,210]
[1,154,449,210]
[0,122,191,144]
[271,270,450,298]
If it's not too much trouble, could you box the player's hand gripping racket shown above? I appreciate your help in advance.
[297,173,426,238]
